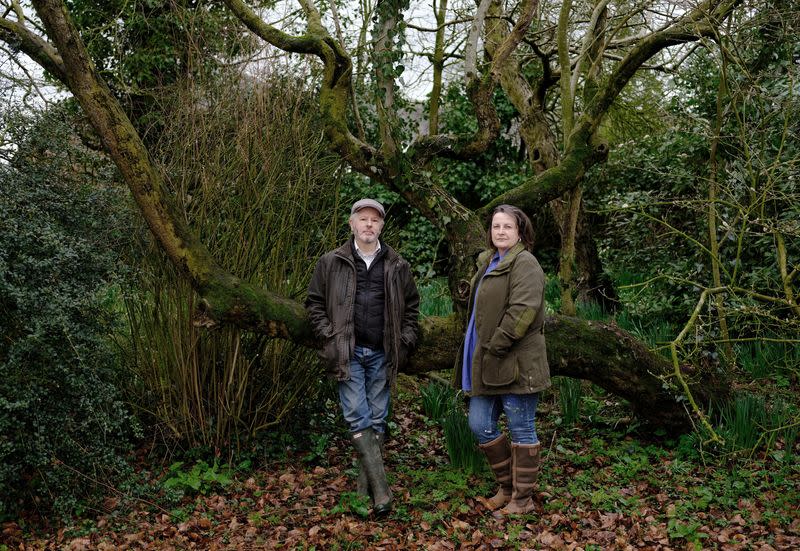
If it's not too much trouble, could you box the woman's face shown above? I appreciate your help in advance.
[491,211,519,255]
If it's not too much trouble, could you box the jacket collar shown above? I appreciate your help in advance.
[334,238,395,263]
[476,242,526,274]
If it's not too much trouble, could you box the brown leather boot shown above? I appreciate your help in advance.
[501,442,541,515]
[479,434,512,510]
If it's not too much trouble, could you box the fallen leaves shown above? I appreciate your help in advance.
[9,383,800,551]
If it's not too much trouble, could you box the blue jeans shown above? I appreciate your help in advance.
[468,393,540,445]
[338,346,390,434]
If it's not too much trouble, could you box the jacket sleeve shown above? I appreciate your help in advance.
[399,261,420,349]
[305,256,334,340]
[487,254,544,356]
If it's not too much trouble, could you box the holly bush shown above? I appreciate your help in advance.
[0,104,139,519]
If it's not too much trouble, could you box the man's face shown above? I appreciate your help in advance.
[349,207,384,248]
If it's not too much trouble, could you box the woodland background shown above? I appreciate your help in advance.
[0,0,798,548]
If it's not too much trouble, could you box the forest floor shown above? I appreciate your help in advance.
[6,375,800,550]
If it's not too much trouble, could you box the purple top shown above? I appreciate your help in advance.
[461,252,503,391]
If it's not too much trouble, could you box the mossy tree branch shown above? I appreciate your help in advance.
[485,0,743,214]
[0,13,67,82]
[406,314,728,431]
[27,0,314,343]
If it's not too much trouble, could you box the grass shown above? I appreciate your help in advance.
[575,300,609,321]
[417,277,453,317]
[737,341,781,379]
[557,376,583,426]
[419,381,458,421]
[441,409,486,475]
[736,340,800,382]
[417,379,486,475]
[717,393,768,452]
[710,393,800,457]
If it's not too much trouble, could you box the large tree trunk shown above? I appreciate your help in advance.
[408,315,729,431]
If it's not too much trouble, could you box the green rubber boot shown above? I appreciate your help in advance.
[351,428,392,516]
[356,431,385,503]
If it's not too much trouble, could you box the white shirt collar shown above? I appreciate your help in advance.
[354,241,381,269]
[354,241,381,257]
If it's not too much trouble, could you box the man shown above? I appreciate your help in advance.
[306,198,420,516]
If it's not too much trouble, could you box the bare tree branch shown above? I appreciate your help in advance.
[486,0,743,213]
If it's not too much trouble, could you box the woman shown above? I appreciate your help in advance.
[454,204,550,515]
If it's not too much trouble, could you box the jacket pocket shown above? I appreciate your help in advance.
[318,336,339,369]
[481,348,519,387]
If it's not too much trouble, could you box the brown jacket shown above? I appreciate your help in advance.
[454,242,550,395]
[305,240,420,384]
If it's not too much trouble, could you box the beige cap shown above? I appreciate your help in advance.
[350,198,385,218]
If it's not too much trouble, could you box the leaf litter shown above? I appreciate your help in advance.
[6,377,800,550]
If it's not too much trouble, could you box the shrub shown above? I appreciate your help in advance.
[0,105,138,518]
[123,71,343,451]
